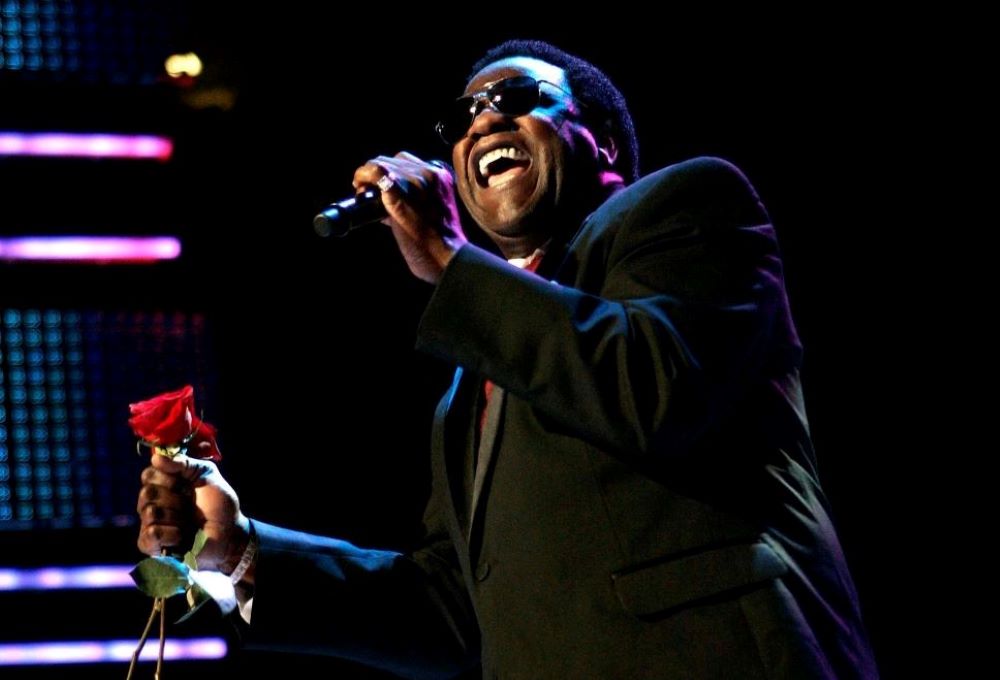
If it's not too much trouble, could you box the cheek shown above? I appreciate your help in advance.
[451,144,474,202]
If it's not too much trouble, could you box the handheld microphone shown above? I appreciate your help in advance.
[313,188,386,238]
[312,160,453,238]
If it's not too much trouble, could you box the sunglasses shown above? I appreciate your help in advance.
[435,75,579,145]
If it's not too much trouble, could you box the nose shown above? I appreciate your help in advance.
[468,106,516,140]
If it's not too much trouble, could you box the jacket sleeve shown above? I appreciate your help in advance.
[416,157,800,459]
[242,482,480,679]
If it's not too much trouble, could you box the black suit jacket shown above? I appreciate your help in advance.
[244,158,878,679]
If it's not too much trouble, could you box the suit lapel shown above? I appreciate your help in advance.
[468,385,506,538]
[434,367,479,538]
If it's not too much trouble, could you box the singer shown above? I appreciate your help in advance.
[136,40,878,679]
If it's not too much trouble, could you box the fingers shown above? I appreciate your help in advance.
[137,523,185,555]
[136,477,191,514]
[352,154,444,195]
[139,502,189,527]
[137,460,197,556]
[150,451,216,484]
[140,465,192,492]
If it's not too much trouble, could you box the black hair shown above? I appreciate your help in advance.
[469,40,639,183]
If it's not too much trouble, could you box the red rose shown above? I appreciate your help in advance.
[128,385,222,461]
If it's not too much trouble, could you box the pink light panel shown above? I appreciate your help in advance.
[0,565,135,591]
[0,132,173,161]
[0,638,227,665]
[0,237,181,262]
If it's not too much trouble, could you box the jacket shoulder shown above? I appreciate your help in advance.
[598,156,766,227]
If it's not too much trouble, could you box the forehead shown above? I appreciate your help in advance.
[464,57,569,95]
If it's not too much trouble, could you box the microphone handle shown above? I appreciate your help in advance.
[313,188,386,238]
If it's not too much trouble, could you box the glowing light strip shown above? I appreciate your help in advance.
[0,638,227,665]
[0,565,134,591]
[0,237,181,262]
[0,133,173,161]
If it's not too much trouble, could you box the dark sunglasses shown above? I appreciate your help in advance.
[435,75,579,145]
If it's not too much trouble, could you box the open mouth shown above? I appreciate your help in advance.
[475,145,532,188]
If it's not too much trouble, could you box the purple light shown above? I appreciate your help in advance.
[0,638,227,666]
[0,565,134,591]
[0,237,181,263]
[0,132,173,161]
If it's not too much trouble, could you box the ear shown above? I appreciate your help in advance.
[597,130,619,169]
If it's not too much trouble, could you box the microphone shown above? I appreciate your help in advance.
[313,188,386,238]
[312,160,453,238]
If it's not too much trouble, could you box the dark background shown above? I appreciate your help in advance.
[1,4,954,678]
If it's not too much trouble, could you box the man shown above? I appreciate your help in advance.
[137,40,878,678]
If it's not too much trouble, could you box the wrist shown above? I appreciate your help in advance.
[220,515,256,585]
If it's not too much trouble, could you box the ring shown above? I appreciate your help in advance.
[376,173,395,192]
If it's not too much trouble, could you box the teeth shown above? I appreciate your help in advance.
[478,146,529,177]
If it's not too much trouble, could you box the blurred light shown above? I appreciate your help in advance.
[0,133,173,160]
[0,565,134,591]
[0,237,181,263]
[164,51,202,78]
[0,638,227,665]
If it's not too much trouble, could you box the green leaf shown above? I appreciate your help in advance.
[177,582,212,623]
[183,551,198,571]
[190,529,208,559]
[188,569,237,616]
[130,556,191,598]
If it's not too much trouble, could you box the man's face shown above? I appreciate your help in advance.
[450,57,605,246]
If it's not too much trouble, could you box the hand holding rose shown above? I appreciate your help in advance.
[136,453,251,580]
[131,386,252,583]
